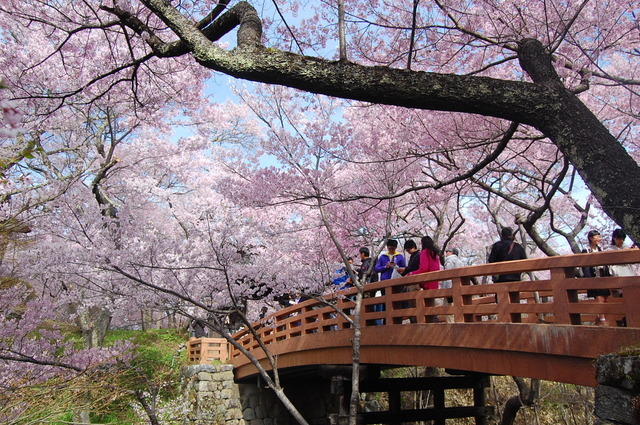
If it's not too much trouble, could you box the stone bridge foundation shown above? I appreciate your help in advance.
[180,364,346,424]
[180,364,492,424]
[181,359,640,424]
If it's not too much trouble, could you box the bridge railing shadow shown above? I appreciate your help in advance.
[231,249,640,359]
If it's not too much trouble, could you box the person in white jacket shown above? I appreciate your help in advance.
[441,248,465,323]
[608,228,635,277]
[441,248,465,289]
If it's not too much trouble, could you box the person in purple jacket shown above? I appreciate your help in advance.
[374,239,407,280]
[371,239,406,324]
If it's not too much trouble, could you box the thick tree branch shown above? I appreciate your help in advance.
[91,157,120,219]
[0,353,84,372]
[107,1,640,243]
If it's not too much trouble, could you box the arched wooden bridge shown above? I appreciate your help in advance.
[230,249,640,386]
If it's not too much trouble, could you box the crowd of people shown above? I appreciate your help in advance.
[228,225,636,339]
[333,227,525,291]
[191,226,634,339]
[330,226,636,326]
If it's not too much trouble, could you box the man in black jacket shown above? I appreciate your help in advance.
[357,247,378,284]
[400,239,420,276]
[488,227,527,282]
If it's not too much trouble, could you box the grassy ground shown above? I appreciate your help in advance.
[7,328,189,425]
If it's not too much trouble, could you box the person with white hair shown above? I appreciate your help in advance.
[440,247,465,322]
[441,247,464,290]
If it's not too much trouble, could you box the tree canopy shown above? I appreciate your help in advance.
[2,0,638,238]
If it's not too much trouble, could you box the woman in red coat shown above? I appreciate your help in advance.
[409,236,441,289]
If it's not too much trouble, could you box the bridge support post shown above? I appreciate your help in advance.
[328,374,351,425]
[474,379,488,425]
[358,370,493,424]
[595,354,640,425]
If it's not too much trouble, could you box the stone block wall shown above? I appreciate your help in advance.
[181,364,244,424]
[180,364,344,424]
[238,383,293,425]
[595,354,640,425]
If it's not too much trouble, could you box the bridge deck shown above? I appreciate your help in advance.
[230,249,640,386]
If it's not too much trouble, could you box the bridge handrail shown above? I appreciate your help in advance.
[230,249,640,359]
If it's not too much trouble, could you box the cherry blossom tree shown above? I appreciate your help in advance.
[5,1,631,243]
[10,0,631,241]
[2,91,346,422]
[0,1,638,423]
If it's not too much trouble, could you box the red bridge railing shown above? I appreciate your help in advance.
[230,249,640,378]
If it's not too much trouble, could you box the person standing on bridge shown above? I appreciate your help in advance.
[332,257,354,290]
[408,236,441,290]
[581,229,611,325]
[357,247,379,284]
[608,228,636,277]
[399,239,420,277]
[441,247,464,322]
[374,239,406,281]
[441,248,464,290]
[488,227,527,282]
[372,239,406,325]
[396,239,421,320]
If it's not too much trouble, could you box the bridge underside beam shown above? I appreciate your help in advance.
[359,374,493,425]
[359,406,493,425]
[232,323,640,386]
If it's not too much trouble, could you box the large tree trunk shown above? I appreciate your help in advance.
[516,39,640,244]
[77,306,112,349]
[141,308,156,330]
[129,1,640,242]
